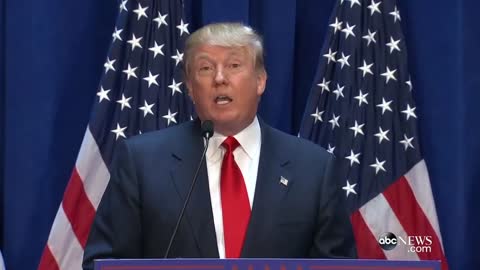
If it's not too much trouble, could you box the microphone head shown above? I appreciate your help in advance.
[201,120,214,139]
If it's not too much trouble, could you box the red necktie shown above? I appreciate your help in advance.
[220,136,251,258]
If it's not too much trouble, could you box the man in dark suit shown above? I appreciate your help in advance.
[83,22,356,270]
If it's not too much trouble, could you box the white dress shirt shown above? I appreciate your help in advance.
[205,116,261,259]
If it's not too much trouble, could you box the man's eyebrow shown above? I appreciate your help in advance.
[226,51,245,58]
[194,54,212,61]
[192,56,215,67]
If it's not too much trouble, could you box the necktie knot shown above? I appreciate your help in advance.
[222,136,240,153]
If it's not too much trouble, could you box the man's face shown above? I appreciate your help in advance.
[186,44,266,135]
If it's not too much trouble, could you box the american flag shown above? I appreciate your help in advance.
[299,0,448,269]
[38,0,193,269]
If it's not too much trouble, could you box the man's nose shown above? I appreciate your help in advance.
[214,67,227,84]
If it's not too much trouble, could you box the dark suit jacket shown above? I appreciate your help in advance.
[83,119,356,270]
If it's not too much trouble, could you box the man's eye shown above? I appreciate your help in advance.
[229,63,241,68]
[199,66,212,71]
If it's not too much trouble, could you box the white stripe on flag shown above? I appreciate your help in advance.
[0,249,5,270]
[359,193,420,260]
[404,160,445,251]
[47,206,83,270]
[76,126,110,210]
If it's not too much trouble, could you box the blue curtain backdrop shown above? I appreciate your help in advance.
[1,0,479,269]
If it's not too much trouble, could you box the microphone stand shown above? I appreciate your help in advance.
[164,121,213,258]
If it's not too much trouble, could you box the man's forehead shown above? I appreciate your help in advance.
[193,44,250,58]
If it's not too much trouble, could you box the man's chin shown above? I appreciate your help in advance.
[212,117,255,136]
[211,118,240,135]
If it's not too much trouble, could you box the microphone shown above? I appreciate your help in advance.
[164,120,214,258]
[201,120,214,140]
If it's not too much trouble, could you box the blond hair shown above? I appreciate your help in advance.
[184,22,265,74]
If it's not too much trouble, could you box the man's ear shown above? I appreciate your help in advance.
[256,70,267,95]
[185,78,195,104]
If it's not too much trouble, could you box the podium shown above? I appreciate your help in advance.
[95,258,440,270]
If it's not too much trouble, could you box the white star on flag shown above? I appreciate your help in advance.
[172,49,184,66]
[168,79,183,96]
[149,42,164,58]
[354,90,369,106]
[374,127,390,144]
[112,27,123,42]
[122,64,138,80]
[153,11,168,28]
[127,34,143,51]
[367,0,381,16]
[381,66,397,83]
[327,144,335,155]
[116,94,132,111]
[133,3,148,20]
[348,0,361,8]
[390,6,401,22]
[406,78,413,91]
[342,180,357,197]
[329,113,340,130]
[143,71,159,88]
[401,104,417,120]
[341,23,356,39]
[311,107,324,123]
[362,29,377,46]
[104,57,116,74]
[119,0,128,13]
[318,78,331,93]
[176,19,189,36]
[96,87,110,103]
[111,123,127,140]
[163,109,178,125]
[337,53,351,69]
[386,36,401,53]
[358,60,374,77]
[370,158,387,174]
[399,134,415,150]
[376,98,393,114]
[349,121,365,137]
[345,150,361,166]
[139,101,155,117]
[323,48,337,64]
[329,17,343,33]
[333,84,345,100]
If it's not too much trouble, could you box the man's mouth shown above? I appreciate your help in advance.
[215,95,233,105]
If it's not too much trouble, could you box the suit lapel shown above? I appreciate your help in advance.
[169,121,219,258]
[241,121,293,257]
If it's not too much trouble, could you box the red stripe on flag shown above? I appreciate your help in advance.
[37,246,60,270]
[350,210,386,259]
[62,168,96,248]
[383,176,448,270]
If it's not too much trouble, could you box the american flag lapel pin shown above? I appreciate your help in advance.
[279,176,289,187]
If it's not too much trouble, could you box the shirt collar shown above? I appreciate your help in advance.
[206,116,261,162]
